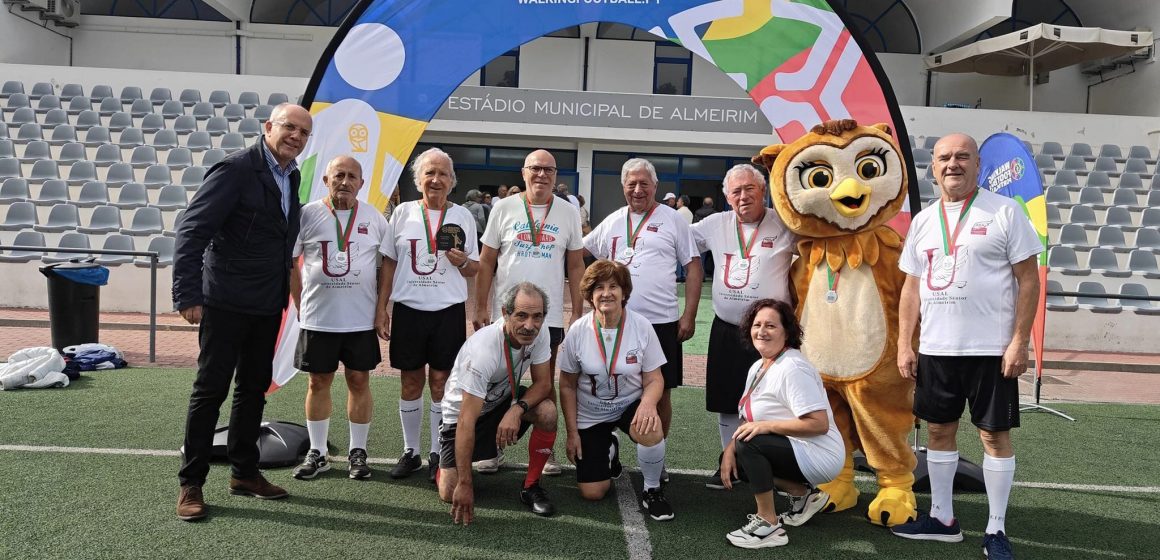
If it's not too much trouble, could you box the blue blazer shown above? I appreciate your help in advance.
[172,140,301,315]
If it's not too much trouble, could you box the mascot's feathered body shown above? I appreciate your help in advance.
[754,119,917,527]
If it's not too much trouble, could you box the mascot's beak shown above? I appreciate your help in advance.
[829,178,872,218]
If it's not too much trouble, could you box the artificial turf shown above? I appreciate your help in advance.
[1,368,1157,559]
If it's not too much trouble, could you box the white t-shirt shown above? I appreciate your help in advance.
[383,201,479,312]
[481,194,585,328]
[677,206,694,225]
[559,310,667,429]
[692,208,795,324]
[738,348,844,486]
[294,200,390,332]
[440,322,552,426]
[584,203,697,323]
[899,188,1043,356]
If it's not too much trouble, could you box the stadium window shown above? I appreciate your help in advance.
[972,0,1081,41]
[545,26,582,38]
[654,44,692,96]
[83,0,228,21]
[833,0,920,54]
[250,0,359,26]
[482,49,520,88]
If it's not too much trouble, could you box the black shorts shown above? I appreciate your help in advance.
[294,329,381,373]
[389,302,466,371]
[652,321,682,389]
[548,327,564,349]
[439,386,531,469]
[734,433,809,493]
[575,399,641,483]
[705,316,760,413]
[915,354,1020,431]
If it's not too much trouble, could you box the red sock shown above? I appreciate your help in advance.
[524,428,556,489]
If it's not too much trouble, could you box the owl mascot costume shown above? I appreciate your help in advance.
[754,119,917,527]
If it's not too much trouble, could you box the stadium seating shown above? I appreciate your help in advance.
[42,232,91,263]
[121,206,164,236]
[1076,281,1120,313]
[77,204,122,233]
[135,235,175,267]
[34,202,80,232]
[0,231,45,262]
[96,234,135,266]
[34,180,69,206]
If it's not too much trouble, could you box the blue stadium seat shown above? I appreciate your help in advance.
[42,232,92,263]
[34,179,69,206]
[1092,157,1119,176]
[1128,145,1155,164]
[96,234,135,266]
[238,118,262,138]
[1110,189,1140,211]
[0,200,37,230]
[97,97,122,116]
[109,113,134,134]
[185,131,212,152]
[9,107,37,126]
[1096,226,1130,253]
[75,181,110,208]
[33,202,79,232]
[1105,206,1136,229]
[77,203,121,233]
[1076,281,1120,313]
[1077,187,1107,209]
[6,93,30,110]
[1062,156,1088,173]
[1122,158,1149,176]
[1068,205,1099,229]
[1117,172,1144,192]
[172,115,198,135]
[0,231,46,262]
[16,122,44,143]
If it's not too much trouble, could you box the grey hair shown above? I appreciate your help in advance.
[621,157,658,186]
[411,147,457,191]
[678,194,690,206]
[500,282,549,316]
[721,163,766,194]
[465,189,482,202]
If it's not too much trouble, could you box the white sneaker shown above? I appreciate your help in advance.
[781,488,829,527]
[472,448,504,474]
[726,514,788,549]
[542,451,563,476]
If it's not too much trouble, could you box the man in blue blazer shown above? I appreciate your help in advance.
[173,103,313,521]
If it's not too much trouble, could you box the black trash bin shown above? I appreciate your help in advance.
[40,261,109,351]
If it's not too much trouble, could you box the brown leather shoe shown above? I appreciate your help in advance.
[228,474,289,500]
[177,485,208,521]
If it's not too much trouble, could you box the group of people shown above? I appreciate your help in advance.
[170,103,1037,560]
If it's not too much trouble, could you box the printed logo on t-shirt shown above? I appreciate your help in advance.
[722,253,759,290]
[646,223,660,232]
[358,222,369,235]
[512,221,561,260]
[321,240,354,278]
[970,219,991,236]
[610,235,639,267]
[586,372,621,401]
[761,236,776,248]
[406,238,441,278]
[625,349,639,365]
[923,246,969,292]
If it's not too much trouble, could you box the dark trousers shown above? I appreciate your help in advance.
[178,305,282,487]
[701,251,714,280]
[734,433,808,494]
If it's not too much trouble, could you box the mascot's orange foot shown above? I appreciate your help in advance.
[867,487,917,527]
[817,480,859,513]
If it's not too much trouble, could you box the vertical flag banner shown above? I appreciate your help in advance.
[978,132,1049,398]
[270,0,916,392]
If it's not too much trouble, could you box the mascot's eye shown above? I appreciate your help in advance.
[800,165,833,189]
[856,154,886,180]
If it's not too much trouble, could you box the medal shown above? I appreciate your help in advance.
[824,263,840,304]
[424,254,437,267]
[324,197,358,261]
[620,247,635,260]
[825,290,838,303]
[622,205,656,261]
[420,200,448,263]
[737,259,749,270]
[335,251,348,265]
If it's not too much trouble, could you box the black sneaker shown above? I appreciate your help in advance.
[640,487,675,521]
[428,452,439,484]
[389,448,422,479]
[348,448,371,480]
[292,449,330,480]
[519,482,556,517]
[609,433,622,480]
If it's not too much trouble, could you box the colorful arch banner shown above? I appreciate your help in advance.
[270,0,917,391]
[978,132,1049,393]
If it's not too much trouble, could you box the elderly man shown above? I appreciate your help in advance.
[892,133,1041,560]
[663,192,677,208]
[173,103,312,521]
[583,158,702,478]
[377,148,480,482]
[440,283,559,522]
[474,149,585,475]
[691,163,795,488]
[463,189,488,236]
[289,156,390,481]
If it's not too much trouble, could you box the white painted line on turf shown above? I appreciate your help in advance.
[614,475,653,560]
[4,444,1159,495]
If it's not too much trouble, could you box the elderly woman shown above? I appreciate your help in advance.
[558,260,673,521]
[719,299,844,549]
[377,147,480,482]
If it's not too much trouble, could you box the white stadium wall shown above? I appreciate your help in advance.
[519,37,585,92]
[587,39,654,94]
[0,9,71,66]
[1074,2,1160,117]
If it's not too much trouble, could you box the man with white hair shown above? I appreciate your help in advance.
[691,163,795,487]
[377,148,480,482]
[584,158,703,480]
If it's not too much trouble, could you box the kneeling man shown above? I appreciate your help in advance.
[439,282,559,524]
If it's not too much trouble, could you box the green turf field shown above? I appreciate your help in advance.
[1,369,1156,559]
[676,283,712,355]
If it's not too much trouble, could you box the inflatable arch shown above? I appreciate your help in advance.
[297,0,919,212]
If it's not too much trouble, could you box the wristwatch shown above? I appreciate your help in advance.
[456,258,469,270]
[513,399,530,413]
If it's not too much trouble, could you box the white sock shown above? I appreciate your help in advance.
[637,438,666,490]
[428,401,443,455]
[348,422,369,452]
[983,454,1016,534]
[718,413,741,451]
[927,449,959,525]
[399,397,422,452]
[306,418,330,453]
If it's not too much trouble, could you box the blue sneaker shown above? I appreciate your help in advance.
[983,531,1015,559]
[890,512,964,542]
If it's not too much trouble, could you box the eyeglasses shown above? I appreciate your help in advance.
[523,165,557,175]
[272,120,311,138]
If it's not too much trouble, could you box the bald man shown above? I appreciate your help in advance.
[174,103,313,521]
[893,133,1041,560]
[289,156,391,483]
[474,149,585,476]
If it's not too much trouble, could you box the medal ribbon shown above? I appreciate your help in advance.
[324,197,358,252]
[502,332,522,405]
[624,205,658,249]
[826,263,841,293]
[734,213,764,259]
[937,189,979,256]
[522,194,554,246]
[738,349,786,422]
[420,201,448,255]
[592,312,625,377]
